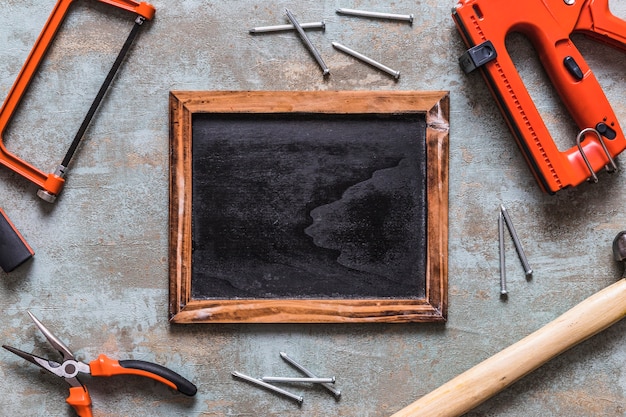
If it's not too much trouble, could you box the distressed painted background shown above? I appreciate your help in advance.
[0,0,625,416]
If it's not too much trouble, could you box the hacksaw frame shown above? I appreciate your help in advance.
[0,0,155,202]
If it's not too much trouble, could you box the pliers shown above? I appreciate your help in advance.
[3,311,197,417]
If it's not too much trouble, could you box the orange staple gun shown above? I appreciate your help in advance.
[452,0,626,193]
[0,0,155,203]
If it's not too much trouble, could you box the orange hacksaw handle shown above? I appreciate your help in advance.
[0,0,155,196]
[89,354,197,396]
[452,0,626,193]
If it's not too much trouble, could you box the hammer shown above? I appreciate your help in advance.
[391,232,626,417]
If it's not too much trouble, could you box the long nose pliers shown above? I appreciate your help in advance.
[3,311,197,417]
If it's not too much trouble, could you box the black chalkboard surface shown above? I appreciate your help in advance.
[169,91,448,323]
[192,112,427,300]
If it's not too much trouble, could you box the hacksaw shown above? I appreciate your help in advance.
[0,0,155,203]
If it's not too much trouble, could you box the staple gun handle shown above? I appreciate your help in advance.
[453,0,626,193]
[531,19,622,178]
[66,386,93,417]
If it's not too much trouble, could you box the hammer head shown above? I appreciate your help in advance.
[612,231,626,263]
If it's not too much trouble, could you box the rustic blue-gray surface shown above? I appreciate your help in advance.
[0,1,624,416]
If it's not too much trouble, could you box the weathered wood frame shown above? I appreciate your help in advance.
[169,91,449,323]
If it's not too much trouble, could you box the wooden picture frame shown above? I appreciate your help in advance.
[169,91,449,323]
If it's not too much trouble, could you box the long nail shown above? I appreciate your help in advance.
[332,42,400,79]
[280,352,342,398]
[250,21,326,34]
[284,8,330,76]
[232,371,303,404]
[336,8,414,24]
[498,212,508,297]
[500,205,533,277]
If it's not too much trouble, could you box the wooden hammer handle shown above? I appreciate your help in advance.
[391,278,626,417]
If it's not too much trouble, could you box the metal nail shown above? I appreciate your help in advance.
[280,352,342,399]
[332,42,400,79]
[336,8,414,24]
[261,376,335,384]
[232,371,304,404]
[500,205,533,277]
[284,8,330,76]
[498,212,508,296]
[250,21,326,34]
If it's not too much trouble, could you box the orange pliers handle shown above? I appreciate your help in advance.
[90,354,197,395]
[67,387,93,417]
[65,354,197,417]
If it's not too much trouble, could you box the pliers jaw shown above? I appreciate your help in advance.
[1,345,84,388]
[2,311,89,388]
[26,311,75,363]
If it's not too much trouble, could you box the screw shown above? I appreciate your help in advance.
[284,9,330,76]
[336,8,414,24]
[498,211,508,297]
[250,21,326,34]
[564,0,576,5]
[261,376,336,384]
[332,42,400,79]
[232,371,304,404]
[280,352,341,398]
[500,205,533,278]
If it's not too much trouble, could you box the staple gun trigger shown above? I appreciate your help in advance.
[0,0,156,203]
[452,0,626,193]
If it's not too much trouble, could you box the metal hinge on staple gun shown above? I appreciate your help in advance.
[452,0,626,194]
[0,0,155,203]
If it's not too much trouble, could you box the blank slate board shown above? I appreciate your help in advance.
[169,91,449,323]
